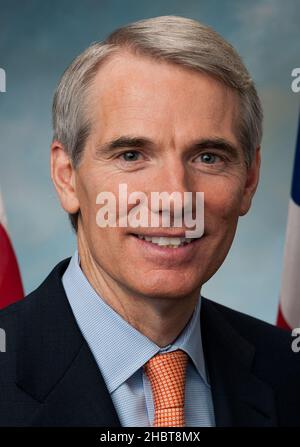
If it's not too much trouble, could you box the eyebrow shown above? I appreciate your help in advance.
[96,136,155,156]
[96,135,240,158]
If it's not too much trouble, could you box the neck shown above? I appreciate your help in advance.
[77,227,200,347]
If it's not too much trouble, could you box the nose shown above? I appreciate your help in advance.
[149,157,195,227]
[156,154,187,192]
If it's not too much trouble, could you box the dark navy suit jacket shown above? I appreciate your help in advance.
[0,258,299,426]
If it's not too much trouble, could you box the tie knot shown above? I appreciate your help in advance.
[144,349,188,426]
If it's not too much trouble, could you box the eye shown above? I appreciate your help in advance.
[119,151,141,162]
[196,153,222,164]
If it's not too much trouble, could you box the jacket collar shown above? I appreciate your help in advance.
[201,298,277,426]
[16,258,121,426]
[16,258,277,426]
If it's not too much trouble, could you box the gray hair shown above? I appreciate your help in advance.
[52,15,263,231]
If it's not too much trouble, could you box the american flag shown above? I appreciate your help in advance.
[277,113,300,330]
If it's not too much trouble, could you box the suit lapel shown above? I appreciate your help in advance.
[14,258,277,427]
[16,259,121,427]
[201,298,277,426]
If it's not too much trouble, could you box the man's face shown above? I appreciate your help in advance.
[69,52,260,300]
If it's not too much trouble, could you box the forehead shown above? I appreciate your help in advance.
[88,51,240,145]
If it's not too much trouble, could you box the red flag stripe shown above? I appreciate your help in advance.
[0,222,24,309]
[276,305,291,331]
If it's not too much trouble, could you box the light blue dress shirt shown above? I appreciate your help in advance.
[62,250,215,427]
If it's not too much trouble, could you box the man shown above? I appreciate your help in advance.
[0,15,299,427]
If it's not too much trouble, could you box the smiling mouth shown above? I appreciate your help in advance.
[131,234,201,248]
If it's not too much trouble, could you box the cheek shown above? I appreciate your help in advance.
[203,177,244,230]
[75,170,105,229]
[76,180,93,218]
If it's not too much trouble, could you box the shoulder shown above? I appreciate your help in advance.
[201,297,300,380]
[203,297,291,342]
[0,258,71,338]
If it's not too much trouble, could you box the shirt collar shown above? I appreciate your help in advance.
[62,250,209,393]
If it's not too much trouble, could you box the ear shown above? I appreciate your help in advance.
[239,146,261,216]
[50,141,80,214]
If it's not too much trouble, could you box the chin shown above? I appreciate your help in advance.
[128,275,201,300]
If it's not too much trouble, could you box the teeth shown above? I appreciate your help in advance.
[137,235,194,247]
[161,237,181,246]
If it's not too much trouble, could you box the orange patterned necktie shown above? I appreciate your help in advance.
[143,349,188,427]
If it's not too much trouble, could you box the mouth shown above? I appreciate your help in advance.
[129,231,205,264]
[130,232,202,249]
[131,234,199,248]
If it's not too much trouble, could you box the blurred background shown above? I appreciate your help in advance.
[0,0,299,323]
